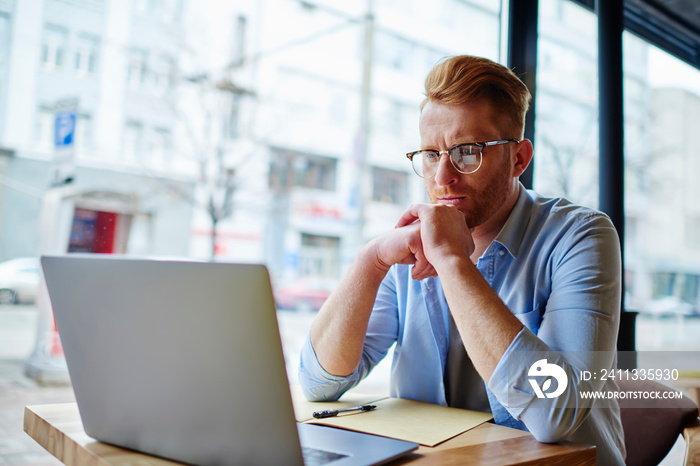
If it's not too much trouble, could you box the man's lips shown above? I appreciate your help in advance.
[436,196,466,206]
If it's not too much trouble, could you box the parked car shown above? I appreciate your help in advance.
[0,257,41,305]
[641,296,697,317]
[275,276,338,312]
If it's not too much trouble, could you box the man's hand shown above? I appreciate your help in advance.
[395,204,475,272]
[395,203,523,383]
[365,221,437,281]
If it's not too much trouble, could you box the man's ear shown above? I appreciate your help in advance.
[512,139,534,178]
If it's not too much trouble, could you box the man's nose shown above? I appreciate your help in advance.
[433,152,459,186]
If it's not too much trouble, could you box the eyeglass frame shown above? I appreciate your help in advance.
[406,139,520,178]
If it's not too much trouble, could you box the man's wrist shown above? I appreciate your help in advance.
[433,253,474,277]
[358,239,393,279]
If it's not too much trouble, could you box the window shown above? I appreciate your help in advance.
[1,0,506,392]
[152,55,174,95]
[651,272,675,298]
[650,272,699,306]
[134,0,182,22]
[41,25,68,71]
[681,274,699,305]
[75,34,99,76]
[534,0,599,207]
[372,167,407,205]
[123,121,143,161]
[299,234,340,278]
[534,0,700,353]
[623,32,700,351]
[127,49,148,88]
[148,127,172,167]
[269,149,337,192]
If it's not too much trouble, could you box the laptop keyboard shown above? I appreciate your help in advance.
[302,446,349,465]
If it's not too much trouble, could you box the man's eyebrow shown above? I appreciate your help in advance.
[451,134,483,143]
[426,139,478,150]
[418,137,481,151]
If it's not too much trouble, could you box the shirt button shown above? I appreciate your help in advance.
[499,250,505,256]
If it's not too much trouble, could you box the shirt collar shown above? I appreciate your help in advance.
[491,182,533,259]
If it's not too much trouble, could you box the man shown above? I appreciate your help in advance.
[299,55,626,465]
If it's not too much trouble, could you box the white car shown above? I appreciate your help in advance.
[0,257,40,305]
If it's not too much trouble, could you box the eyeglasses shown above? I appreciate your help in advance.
[406,139,520,178]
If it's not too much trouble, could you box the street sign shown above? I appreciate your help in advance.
[52,98,79,186]
[54,109,76,149]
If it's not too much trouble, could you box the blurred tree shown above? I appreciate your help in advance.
[175,72,255,260]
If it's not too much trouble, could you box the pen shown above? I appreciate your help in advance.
[312,404,377,419]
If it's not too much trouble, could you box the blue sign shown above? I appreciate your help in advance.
[54,110,77,149]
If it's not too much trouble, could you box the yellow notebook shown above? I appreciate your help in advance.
[291,386,493,447]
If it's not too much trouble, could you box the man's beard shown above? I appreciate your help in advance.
[428,159,513,229]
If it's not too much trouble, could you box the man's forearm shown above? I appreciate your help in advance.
[436,255,524,382]
[309,245,389,376]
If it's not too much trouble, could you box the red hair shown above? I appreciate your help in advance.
[422,55,531,138]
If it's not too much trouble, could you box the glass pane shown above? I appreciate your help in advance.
[623,37,700,352]
[0,0,503,401]
[535,1,700,356]
[534,0,599,207]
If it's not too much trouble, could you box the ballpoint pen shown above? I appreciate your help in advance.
[312,404,377,419]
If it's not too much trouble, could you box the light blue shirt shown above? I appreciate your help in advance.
[299,185,626,465]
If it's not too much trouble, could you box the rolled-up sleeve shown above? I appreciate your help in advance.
[298,336,360,401]
[489,212,622,443]
[298,269,401,401]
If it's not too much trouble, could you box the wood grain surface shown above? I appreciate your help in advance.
[24,403,596,465]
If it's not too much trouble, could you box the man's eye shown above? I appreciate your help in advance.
[455,146,476,155]
[425,152,439,160]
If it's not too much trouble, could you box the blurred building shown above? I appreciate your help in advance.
[0,0,698,316]
[533,2,700,315]
[624,87,700,313]
[205,0,503,286]
[0,0,194,260]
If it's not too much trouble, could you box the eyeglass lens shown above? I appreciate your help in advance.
[412,146,481,177]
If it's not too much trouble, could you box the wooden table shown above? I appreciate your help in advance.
[24,403,595,465]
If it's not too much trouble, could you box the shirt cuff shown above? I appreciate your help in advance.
[487,326,553,419]
[298,335,360,401]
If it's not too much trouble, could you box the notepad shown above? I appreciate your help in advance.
[291,386,494,447]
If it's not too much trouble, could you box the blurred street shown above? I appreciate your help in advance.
[0,307,38,362]
[0,359,72,466]
[0,305,73,466]
[1,305,695,465]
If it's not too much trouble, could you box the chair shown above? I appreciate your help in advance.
[618,378,700,465]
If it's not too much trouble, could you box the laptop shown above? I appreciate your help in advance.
[41,255,418,465]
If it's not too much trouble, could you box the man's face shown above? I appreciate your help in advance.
[419,98,519,229]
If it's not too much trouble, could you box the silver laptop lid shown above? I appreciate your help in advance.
[41,255,303,465]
